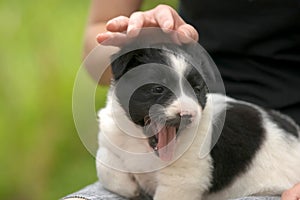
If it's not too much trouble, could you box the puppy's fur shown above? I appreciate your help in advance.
[96,44,300,200]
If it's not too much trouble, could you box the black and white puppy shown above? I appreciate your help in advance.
[96,43,300,200]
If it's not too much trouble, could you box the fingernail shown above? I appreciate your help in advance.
[127,25,138,37]
[96,33,105,38]
[106,20,114,29]
[127,24,133,33]
[183,30,191,37]
[96,33,101,39]
[96,33,103,42]
[107,19,114,25]
[178,30,193,44]
[163,21,172,29]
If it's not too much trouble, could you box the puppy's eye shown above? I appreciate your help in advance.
[194,85,203,93]
[151,86,164,94]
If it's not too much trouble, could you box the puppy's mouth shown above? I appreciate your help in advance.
[143,115,191,162]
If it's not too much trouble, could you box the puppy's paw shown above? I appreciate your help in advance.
[112,174,140,198]
[97,164,140,198]
[96,148,140,198]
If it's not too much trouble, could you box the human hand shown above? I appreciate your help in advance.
[282,183,300,200]
[96,4,199,46]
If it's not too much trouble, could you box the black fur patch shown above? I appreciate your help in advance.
[209,102,265,193]
[111,48,168,81]
[111,47,178,125]
[111,45,209,127]
[267,110,299,138]
[184,66,208,108]
[128,83,176,126]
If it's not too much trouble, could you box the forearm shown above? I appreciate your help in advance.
[83,22,107,58]
[83,22,113,85]
[83,0,142,85]
[83,22,112,85]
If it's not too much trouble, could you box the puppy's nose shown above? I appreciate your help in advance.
[180,114,193,127]
[181,114,192,120]
[180,110,196,118]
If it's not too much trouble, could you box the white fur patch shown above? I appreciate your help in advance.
[167,53,188,79]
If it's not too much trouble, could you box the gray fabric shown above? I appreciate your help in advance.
[63,182,126,200]
[63,182,281,200]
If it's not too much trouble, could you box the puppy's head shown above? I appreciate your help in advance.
[111,45,208,161]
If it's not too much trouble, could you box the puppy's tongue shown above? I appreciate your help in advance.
[157,126,176,162]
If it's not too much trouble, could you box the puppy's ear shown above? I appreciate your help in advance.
[111,50,142,81]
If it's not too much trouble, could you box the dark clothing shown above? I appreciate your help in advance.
[179,0,300,124]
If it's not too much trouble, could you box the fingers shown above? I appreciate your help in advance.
[151,5,175,30]
[282,183,300,200]
[106,5,179,35]
[152,5,199,43]
[97,4,199,46]
[96,32,129,47]
[106,16,129,32]
[96,32,110,44]
[127,5,177,35]
[127,11,146,37]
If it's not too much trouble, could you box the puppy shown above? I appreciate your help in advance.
[96,43,300,200]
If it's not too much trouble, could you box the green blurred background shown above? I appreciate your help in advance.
[0,0,177,199]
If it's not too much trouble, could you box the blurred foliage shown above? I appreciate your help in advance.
[0,0,177,200]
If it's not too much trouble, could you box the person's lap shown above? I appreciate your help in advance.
[63,182,281,200]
